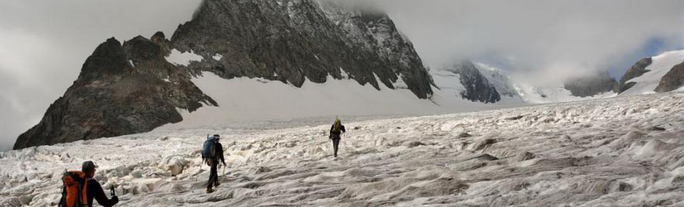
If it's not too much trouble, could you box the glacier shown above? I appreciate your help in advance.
[1,91,683,206]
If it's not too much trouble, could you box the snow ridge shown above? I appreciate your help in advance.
[621,50,684,95]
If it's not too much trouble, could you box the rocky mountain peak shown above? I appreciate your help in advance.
[655,61,684,92]
[77,37,133,85]
[563,71,617,97]
[618,57,652,93]
[13,36,216,150]
[445,60,501,103]
[170,0,433,98]
[14,0,431,149]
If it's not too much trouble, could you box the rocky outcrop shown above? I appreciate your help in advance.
[446,61,501,103]
[655,61,684,92]
[13,37,216,150]
[170,0,433,98]
[563,71,617,97]
[618,58,652,93]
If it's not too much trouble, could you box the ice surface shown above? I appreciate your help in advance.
[1,92,682,206]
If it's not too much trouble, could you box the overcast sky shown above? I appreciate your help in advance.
[0,0,682,151]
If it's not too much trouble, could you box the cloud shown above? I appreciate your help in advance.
[371,0,684,84]
[0,0,202,151]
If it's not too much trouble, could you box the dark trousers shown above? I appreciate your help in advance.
[207,159,218,189]
[331,135,341,157]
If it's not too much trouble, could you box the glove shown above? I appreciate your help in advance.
[112,196,119,204]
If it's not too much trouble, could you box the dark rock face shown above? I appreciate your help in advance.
[170,0,433,98]
[655,61,684,92]
[13,37,216,150]
[446,61,501,103]
[618,58,652,93]
[563,71,617,97]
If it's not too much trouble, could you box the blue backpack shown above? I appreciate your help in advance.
[202,135,217,159]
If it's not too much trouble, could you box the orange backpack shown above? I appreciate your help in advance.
[59,171,89,207]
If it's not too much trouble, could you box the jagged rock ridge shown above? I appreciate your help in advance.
[13,37,216,149]
[618,58,652,93]
[170,0,433,99]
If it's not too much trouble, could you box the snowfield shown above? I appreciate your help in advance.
[621,50,684,95]
[165,72,523,130]
[1,92,683,207]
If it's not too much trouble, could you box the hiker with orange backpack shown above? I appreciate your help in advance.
[329,118,346,158]
[58,161,118,207]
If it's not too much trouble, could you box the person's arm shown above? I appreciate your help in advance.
[89,180,118,207]
[330,125,334,134]
[58,186,66,207]
[341,125,346,133]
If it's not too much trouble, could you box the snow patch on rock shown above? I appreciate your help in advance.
[165,49,203,66]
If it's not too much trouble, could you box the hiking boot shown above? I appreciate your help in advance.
[214,182,220,187]
[206,188,214,194]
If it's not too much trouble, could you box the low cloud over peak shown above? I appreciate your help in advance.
[372,0,683,84]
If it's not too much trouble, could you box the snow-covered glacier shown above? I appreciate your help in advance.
[1,92,683,206]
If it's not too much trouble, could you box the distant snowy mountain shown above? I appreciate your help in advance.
[439,61,502,104]
[619,50,684,95]
[431,60,620,104]
[475,63,520,98]
[474,49,684,103]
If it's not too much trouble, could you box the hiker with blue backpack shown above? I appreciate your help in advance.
[202,134,226,194]
[329,118,346,158]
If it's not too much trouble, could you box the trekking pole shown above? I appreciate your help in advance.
[110,185,116,207]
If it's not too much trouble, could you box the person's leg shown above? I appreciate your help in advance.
[333,138,340,157]
[211,162,218,184]
[207,160,217,190]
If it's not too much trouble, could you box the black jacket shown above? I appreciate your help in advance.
[214,142,226,165]
[86,179,118,207]
[330,124,346,136]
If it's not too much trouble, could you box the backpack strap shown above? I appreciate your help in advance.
[81,179,89,206]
